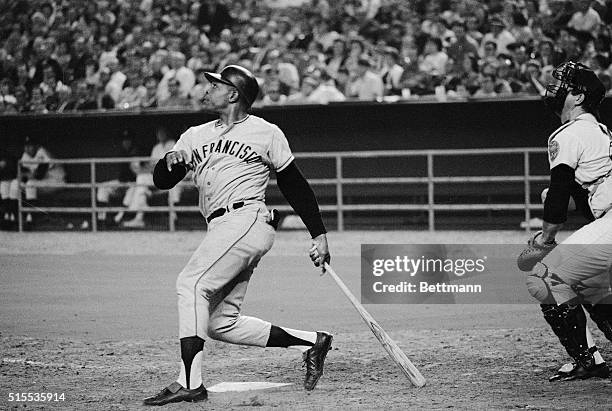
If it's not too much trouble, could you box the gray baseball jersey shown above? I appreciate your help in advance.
[172,114,294,218]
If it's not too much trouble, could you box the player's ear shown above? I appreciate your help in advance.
[228,89,240,104]
[575,91,586,105]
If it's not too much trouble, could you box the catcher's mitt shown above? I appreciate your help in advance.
[517,231,557,272]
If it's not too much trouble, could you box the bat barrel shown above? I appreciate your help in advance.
[323,263,426,388]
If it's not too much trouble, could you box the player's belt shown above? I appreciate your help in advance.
[206,201,247,223]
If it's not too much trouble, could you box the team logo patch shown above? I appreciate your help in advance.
[549,140,560,162]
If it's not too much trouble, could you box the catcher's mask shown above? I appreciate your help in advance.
[544,61,605,118]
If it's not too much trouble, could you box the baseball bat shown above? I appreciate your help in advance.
[323,262,426,388]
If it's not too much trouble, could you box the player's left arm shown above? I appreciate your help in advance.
[276,161,329,268]
[269,127,329,269]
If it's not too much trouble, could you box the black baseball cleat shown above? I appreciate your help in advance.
[549,362,610,382]
[143,382,207,406]
[303,331,333,391]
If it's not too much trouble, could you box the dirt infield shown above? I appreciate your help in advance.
[1,231,612,410]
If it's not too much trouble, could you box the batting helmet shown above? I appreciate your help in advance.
[204,65,260,108]
[544,61,606,117]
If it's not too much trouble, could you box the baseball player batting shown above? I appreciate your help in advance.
[143,65,332,406]
[518,61,612,381]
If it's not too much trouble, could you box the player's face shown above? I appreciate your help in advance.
[24,144,37,157]
[200,81,235,112]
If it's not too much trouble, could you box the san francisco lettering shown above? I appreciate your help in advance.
[189,140,262,168]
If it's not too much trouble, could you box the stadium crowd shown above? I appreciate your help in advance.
[1,0,612,114]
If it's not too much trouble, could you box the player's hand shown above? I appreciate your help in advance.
[165,150,189,172]
[516,231,557,272]
[309,233,330,273]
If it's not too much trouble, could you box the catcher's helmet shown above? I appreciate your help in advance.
[544,61,605,117]
[204,65,260,108]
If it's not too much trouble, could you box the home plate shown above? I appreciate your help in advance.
[207,382,293,393]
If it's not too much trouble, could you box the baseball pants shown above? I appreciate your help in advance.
[527,213,612,305]
[0,179,19,200]
[177,203,275,345]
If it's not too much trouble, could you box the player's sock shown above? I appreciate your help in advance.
[266,325,316,352]
[177,336,204,389]
[585,326,605,365]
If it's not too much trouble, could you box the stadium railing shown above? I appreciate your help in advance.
[17,148,549,232]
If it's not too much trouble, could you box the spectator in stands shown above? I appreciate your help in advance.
[157,51,195,102]
[345,37,366,73]
[29,86,49,114]
[62,81,98,112]
[522,59,547,96]
[95,68,116,109]
[287,76,319,104]
[496,60,522,94]
[122,126,181,228]
[84,59,101,87]
[187,45,211,72]
[536,39,563,69]
[158,77,190,109]
[482,40,499,66]
[266,49,300,93]
[419,36,448,76]
[104,58,127,104]
[568,0,602,38]
[14,64,33,96]
[465,13,484,44]
[334,66,351,96]
[260,80,288,106]
[481,16,516,56]
[0,79,16,110]
[14,86,30,113]
[117,71,147,110]
[309,71,347,103]
[196,0,233,39]
[380,47,404,96]
[473,73,498,98]
[347,57,384,100]
[446,20,479,75]
[0,150,18,230]
[68,36,92,80]
[20,136,66,226]
[55,83,73,113]
[142,76,159,109]
[32,39,63,85]
[325,38,348,80]
[3,0,612,109]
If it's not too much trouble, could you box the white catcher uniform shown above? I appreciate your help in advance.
[535,113,612,305]
[171,114,293,342]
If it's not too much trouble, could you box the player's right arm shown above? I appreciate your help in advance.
[153,130,192,190]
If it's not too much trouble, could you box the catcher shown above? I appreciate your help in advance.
[517,61,612,381]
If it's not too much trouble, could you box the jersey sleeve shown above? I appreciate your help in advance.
[268,127,295,172]
[548,131,581,170]
[171,129,193,163]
